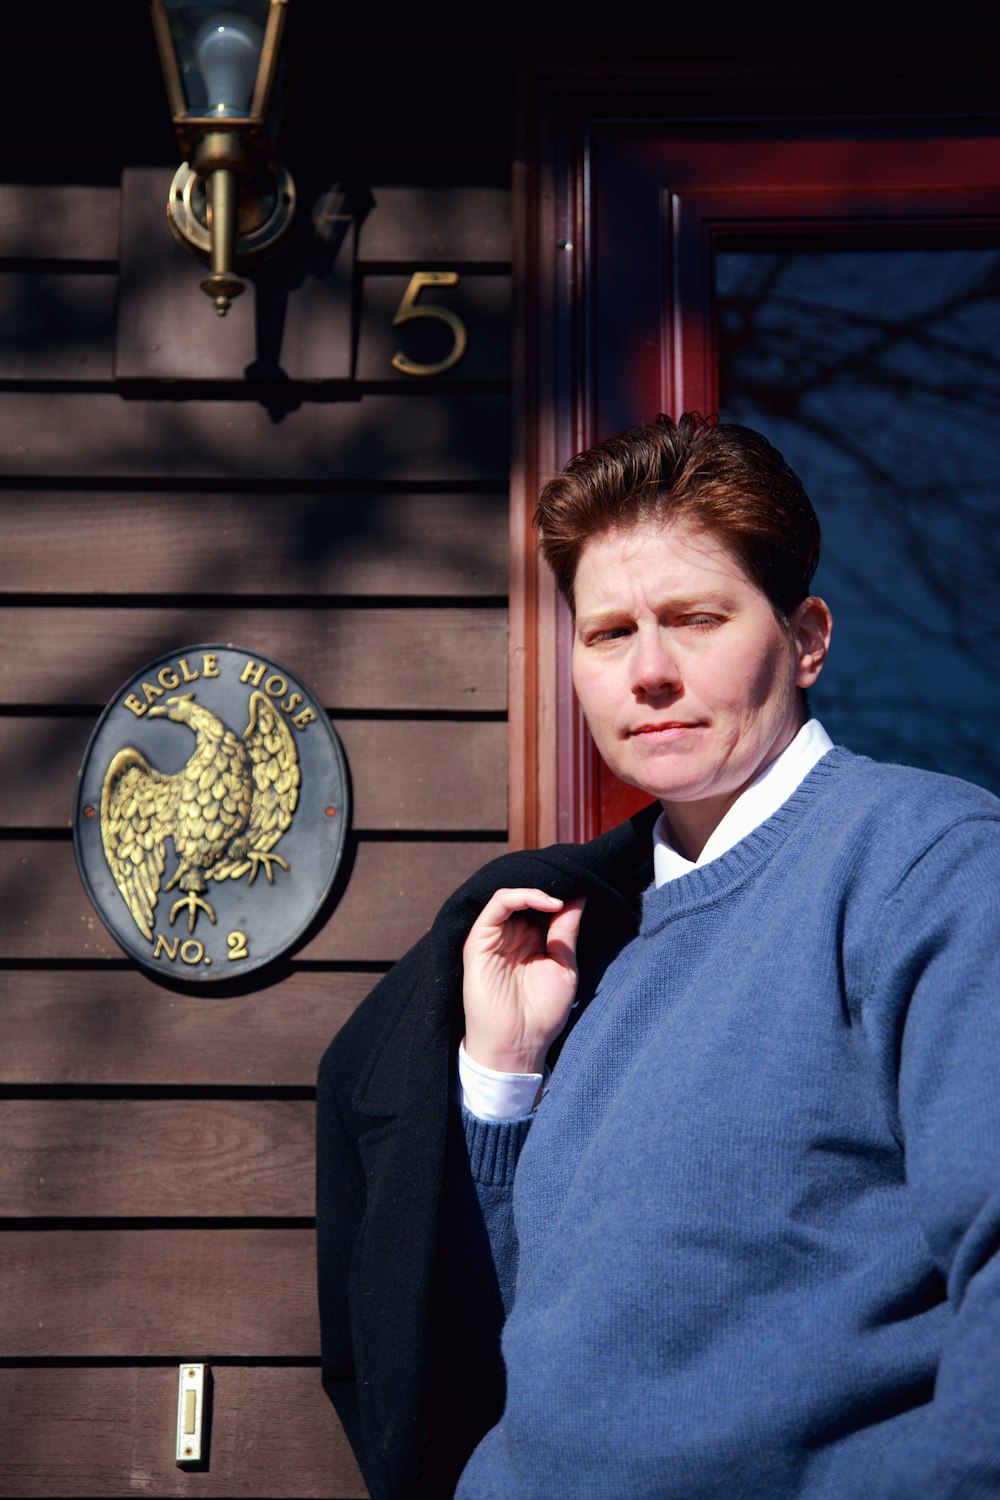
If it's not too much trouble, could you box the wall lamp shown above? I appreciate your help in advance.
[151,0,296,315]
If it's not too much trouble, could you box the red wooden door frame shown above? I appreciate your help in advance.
[509,67,1000,849]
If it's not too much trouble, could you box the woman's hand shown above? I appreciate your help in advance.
[462,888,586,1075]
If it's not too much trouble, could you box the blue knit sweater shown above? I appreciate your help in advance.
[457,748,1000,1499]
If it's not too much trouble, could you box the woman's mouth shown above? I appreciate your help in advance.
[627,721,704,741]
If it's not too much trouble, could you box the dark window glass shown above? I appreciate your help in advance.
[717,247,1000,795]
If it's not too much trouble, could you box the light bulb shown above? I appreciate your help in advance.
[194,11,263,117]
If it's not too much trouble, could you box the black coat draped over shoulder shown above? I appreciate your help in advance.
[316,806,657,1500]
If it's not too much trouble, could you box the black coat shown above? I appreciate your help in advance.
[316,805,657,1500]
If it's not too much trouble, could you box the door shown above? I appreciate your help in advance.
[528,123,1000,839]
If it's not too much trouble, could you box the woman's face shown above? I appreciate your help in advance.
[571,518,830,851]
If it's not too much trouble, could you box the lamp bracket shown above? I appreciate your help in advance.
[167,159,296,266]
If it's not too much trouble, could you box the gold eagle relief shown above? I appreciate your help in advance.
[100,690,300,938]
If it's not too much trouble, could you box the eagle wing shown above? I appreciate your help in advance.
[101,748,178,938]
[211,691,300,879]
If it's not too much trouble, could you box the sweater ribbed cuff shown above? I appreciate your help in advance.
[462,1106,532,1186]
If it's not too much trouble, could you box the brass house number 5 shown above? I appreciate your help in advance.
[391,271,468,377]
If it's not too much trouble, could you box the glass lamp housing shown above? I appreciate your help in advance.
[151,0,286,156]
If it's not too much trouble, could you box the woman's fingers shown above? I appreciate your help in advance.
[462,889,587,1074]
[544,895,586,970]
[463,888,568,961]
[467,887,565,933]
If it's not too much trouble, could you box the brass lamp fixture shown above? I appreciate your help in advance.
[151,0,296,315]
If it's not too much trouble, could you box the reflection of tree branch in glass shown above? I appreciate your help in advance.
[717,248,1000,794]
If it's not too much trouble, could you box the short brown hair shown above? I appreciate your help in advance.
[535,413,821,618]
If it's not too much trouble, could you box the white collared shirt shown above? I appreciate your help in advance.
[460,720,834,1121]
[652,717,833,884]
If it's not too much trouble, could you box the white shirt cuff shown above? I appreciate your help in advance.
[458,1039,547,1122]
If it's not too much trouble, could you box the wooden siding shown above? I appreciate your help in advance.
[2,492,508,598]
[0,391,508,479]
[1,1368,365,1498]
[0,970,371,1087]
[0,1102,314,1217]
[0,174,510,1499]
[0,607,506,711]
[7,1231,318,1354]
[0,185,120,260]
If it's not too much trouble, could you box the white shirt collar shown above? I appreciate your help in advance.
[652,719,834,887]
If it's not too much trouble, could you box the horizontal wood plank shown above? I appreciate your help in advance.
[0,717,506,832]
[358,186,510,264]
[0,607,506,712]
[1,839,501,962]
[0,274,115,380]
[0,184,120,261]
[0,1366,366,1497]
[1,491,508,597]
[5,1229,319,1357]
[0,969,369,1087]
[0,1100,313,1217]
[0,966,367,1086]
[0,392,508,481]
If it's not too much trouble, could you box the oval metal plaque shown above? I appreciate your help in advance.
[73,646,350,982]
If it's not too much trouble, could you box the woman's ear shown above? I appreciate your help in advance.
[790,597,833,689]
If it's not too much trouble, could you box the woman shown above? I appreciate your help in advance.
[318,414,1000,1499]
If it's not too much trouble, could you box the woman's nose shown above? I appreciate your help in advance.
[631,631,680,697]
